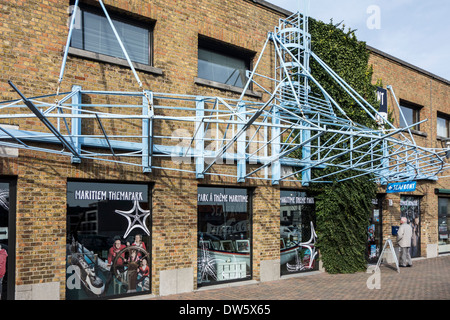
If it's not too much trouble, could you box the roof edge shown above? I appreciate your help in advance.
[367,45,450,86]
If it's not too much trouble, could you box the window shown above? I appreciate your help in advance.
[197,187,251,286]
[66,181,151,299]
[0,179,16,300]
[437,114,450,138]
[70,4,152,65]
[280,190,317,276]
[399,100,421,131]
[197,37,252,89]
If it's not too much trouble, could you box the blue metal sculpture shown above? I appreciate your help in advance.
[0,0,448,186]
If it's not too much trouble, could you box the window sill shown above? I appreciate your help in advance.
[67,47,163,76]
[194,77,262,99]
[437,136,450,142]
[405,128,427,138]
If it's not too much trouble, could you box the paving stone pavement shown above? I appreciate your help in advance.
[150,255,450,300]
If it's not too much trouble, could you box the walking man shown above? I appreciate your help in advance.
[397,217,413,267]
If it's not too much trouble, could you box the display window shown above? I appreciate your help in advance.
[367,196,383,263]
[197,186,251,286]
[400,195,421,258]
[280,190,317,276]
[66,181,151,299]
[438,197,450,254]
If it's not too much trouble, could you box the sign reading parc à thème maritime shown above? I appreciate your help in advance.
[386,181,417,193]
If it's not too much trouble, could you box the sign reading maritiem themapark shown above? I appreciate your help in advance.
[386,181,417,193]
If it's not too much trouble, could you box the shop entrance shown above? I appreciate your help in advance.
[400,195,421,258]
[367,195,384,263]
[0,178,15,300]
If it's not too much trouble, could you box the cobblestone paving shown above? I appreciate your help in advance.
[150,255,450,300]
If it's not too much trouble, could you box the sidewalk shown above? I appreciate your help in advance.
[150,254,450,300]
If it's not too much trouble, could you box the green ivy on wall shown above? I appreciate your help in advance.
[307,18,378,273]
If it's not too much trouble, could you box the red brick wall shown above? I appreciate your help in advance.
[0,0,294,298]
[369,50,450,256]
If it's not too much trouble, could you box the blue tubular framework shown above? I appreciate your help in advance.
[0,4,449,185]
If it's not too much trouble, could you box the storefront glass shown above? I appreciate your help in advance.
[66,181,151,299]
[280,190,317,276]
[438,197,450,254]
[367,196,383,263]
[400,195,421,258]
[197,187,251,286]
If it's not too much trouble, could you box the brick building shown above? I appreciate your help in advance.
[0,0,448,300]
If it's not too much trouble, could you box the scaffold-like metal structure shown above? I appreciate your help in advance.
[0,0,449,185]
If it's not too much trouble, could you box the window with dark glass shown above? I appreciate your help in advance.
[70,4,152,65]
[438,197,450,254]
[197,187,251,286]
[367,197,383,263]
[198,37,252,89]
[66,181,151,300]
[280,190,318,276]
[399,100,421,131]
[437,114,450,138]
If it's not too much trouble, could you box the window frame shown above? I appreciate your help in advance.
[437,113,450,139]
[195,36,261,98]
[68,2,162,75]
[399,100,422,131]
[197,185,253,287]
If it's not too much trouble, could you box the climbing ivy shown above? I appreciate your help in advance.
[306,18,378,273]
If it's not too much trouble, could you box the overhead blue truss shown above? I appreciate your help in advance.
[0,0,449,185]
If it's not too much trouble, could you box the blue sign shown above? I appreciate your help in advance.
[386,181,416,193]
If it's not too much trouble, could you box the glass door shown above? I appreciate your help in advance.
[438,197,450,254]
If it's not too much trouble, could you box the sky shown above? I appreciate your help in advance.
[267,0,450,81]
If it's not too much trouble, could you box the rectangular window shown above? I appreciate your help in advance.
[197,186,251,286]
[66,181,151,299]
[71,4,152,65]
[438,197,450,254]
[198,37,252,89]
[368,196,383,262]
[280,190,317,276]
[399,100,421,131]
[437,114,450,138]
